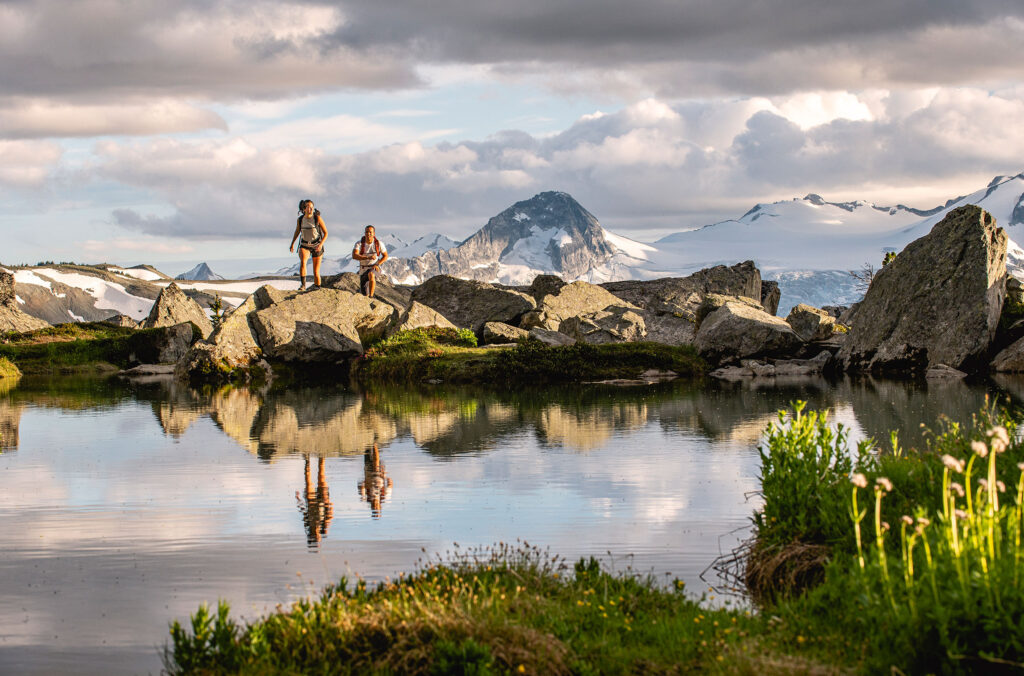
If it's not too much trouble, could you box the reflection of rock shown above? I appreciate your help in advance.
[538,402,648,451]
[154,383,205,437]
[208,386,263,454]
[251,392,397,459]
[405,410,460,446]
[0,398,24,450]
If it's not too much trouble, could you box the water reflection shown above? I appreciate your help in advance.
[296,455,334,547]
[358,444,394,518]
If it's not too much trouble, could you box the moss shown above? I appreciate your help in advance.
[0,356,21,378]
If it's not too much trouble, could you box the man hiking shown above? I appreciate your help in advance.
[352,224,388,298]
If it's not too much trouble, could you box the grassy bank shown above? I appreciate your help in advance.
[166,398,1024,673]
[0,322,198,374]
[0,356,20,378]
[352,327,706,385]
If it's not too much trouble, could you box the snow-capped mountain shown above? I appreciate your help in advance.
[176,262,224,281]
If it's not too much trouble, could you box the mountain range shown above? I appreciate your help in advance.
[3,173,1024,322]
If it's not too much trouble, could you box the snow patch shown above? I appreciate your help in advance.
[68,310,84,321]
[513,212,531,222]
[14,295,24,304]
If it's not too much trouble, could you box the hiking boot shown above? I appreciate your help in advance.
[298,283,307,291]
[310,284,320,291]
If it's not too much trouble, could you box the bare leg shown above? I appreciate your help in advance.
[366,269,376,298]
[312,253,322,287]
[298,248,310,287]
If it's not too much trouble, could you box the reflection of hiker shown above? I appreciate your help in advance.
[289,199,328,290]
[296,454,334,546]
[351,225,387,298]
[358,444,393,518]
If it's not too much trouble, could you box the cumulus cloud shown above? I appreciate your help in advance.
[90,87,1024,242]
[0,98,226,138]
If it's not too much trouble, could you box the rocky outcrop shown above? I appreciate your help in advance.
[523,281,634,331]
[411,275,535,333]
[153,322,197,363]
[601,261,762,320]
[100,313,140,328]
[695,301,802,364]
[761,281,781,316]
[325,272,413,311]
[482,322,528,344]
[786,304,837,342]
[386,302,455,337]
[142,282,214,338]
[525,274,567,303]
[252,288,395,362]
[991,336,1024,373]
[695,294,764,329]
[0,271,50,333]
[175,294,267,381]
[838,206,1007,374]
[528,328,576,346]
[560,307,646,344]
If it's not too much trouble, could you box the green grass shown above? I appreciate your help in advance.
[0,356,20,378]
[0,322,201,373]
[164,543,757,675]
[353,328,707,385]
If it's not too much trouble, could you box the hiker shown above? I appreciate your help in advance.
[288,199,328,290]
[352,224,388,298]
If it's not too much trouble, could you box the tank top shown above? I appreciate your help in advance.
[300,215,321,244]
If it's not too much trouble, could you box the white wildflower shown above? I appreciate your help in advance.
[979,478,989,491]
[901,515,914,526]
[955,509,968,520]
[988,426,1010,447]
[850,473,868,489]
[916,517,931,527]
[971,440,989,458]
[881,521,890,531]
[876,477,893,492]
[997,481,1007,493]
[950,482,965,498]
[942,455,965,473]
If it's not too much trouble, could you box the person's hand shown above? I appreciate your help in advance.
[289,244,294,252]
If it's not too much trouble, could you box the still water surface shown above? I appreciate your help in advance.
[2,373,1023,674]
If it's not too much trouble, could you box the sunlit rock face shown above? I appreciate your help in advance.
[839,206,1007,374]
[0,271,49,332]
[142,282,213,339]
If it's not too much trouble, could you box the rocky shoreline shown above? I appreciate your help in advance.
[4,205,1024,386]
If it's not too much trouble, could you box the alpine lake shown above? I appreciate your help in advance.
[2,371,1024,674]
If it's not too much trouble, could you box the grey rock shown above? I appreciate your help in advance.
[142,282,214,338]
[526,274,567,303]
[991,336,1024,372]
[786,304,837,342]
[926,364,968,379]
[709,365,756,379]
[0,271,50,333]
[761,281,781,316]
[644,313,696,345]
[695,293,765,329]
[482,322,528,344]
[100,313,139,328]
[0,271,13,306]
[153,322,196,363]
[528,328,576,346]
[325,271,412,311]
[252,288,395,361]
[560,307,646,344]
[175,294,264,380]
[529,281,633,331]
[386,301,455,337]
[838,206,1007,374]
[602,260,762,319]
[695,301,803,364]
[254,285,290,310]
[411,275,535,333]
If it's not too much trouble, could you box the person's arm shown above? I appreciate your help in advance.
[352,243,364,261]
[289,217,301,252]
[373,246,388,269]
[317,215,328,243]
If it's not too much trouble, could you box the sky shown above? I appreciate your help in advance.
[2,0,1024,276]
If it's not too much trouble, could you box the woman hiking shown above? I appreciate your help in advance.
[289,199,328,290]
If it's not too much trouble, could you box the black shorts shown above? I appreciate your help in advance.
[359,267,375,289]
[300,240,323,257]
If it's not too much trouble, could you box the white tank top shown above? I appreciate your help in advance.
[300,215,320,244]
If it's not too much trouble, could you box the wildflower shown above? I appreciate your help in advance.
[851,473,868,488]
[1018,463,1024,472]
[971,440,989,458]
[997,481,1007,493]
[876,477,893,492]
[950,482,965,498]
[901,515,914,526]
[988,426,1010,449]
[916,517,931,527]
[979,478,989,491]
[881,521,890,531]
[955,509,968,520]
[942,455,965,473]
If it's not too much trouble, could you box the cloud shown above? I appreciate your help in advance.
[0,140,62,187]
[91,88,1024,241]
[79,237,196,254]
[0,98,227,138]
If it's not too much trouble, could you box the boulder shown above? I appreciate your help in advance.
[602,260,762,318]
[411,275,535,333]
[644,313,696,345]
[773,351,831,376]
[560,307,646,344]
[525,274,567,303]
[254,284,290,310]
[695,294,764,329]
[386,301,455,337]
[0,271,50,333]
[100,313,139,328]
[837,206,1007,374]
[695,301,803,364]
[153,322,197,363]
[926,364,968,379]
[175,294,265,381]
[325,272,412,311]
[991,336,1024,372]
[525,281,634,331]
[142,282,213,338]
[786,304,837,342]
[482,322,528,344]
[528,328,576,346]
[252,288,395,361]
[761,281,781,316]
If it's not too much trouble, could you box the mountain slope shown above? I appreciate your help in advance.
[176,262,224,281]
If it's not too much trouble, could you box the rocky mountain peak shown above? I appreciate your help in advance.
[176,262,223,281]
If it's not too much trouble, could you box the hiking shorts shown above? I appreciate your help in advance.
[300,239,324,257]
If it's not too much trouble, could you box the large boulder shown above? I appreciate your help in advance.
[837,206,1007,374]
[385,301,455,337]
[761,281,781,316]
[695,294,764,329]
[175,294,265,381]
[152,322,197,363]
[523,281,634,331]
[252,288,395,361]
[411,275,535,333]
[695,301,803,364]
[325,272,412,311]
[525,274,567,303]
[142,282,214,338]
[560,307,646,344]
[0,270,50,333]
[528,328,576,346]
[786,304,837,342]
[991,337,1024,372]
[482,322,528,344]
